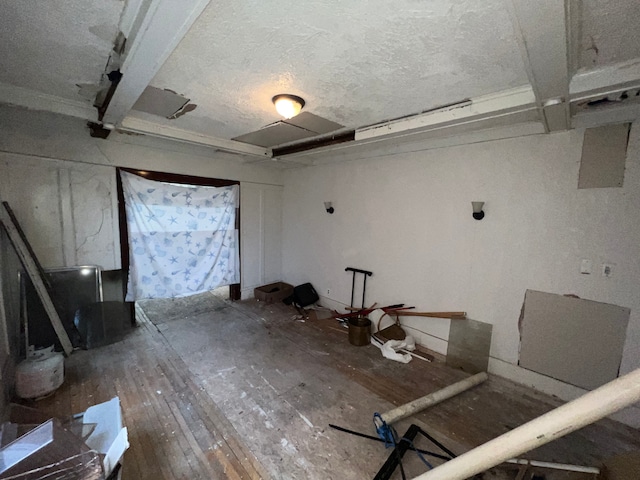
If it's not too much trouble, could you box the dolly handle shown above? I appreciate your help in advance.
[345,267,373,276]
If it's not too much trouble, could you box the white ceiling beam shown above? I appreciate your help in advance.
[507,0,571,132]
[118,0,145,38]
[0,83,97,122]
[276,90,542,163]
[572,103,640,130]
[279,121,544,166]
[354,87,536,142]
[102,0,210,126]
[569,60,640,128]
[570,59,640,100]
[118,117,272,158]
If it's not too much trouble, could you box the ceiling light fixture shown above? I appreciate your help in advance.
[272,94,305,119]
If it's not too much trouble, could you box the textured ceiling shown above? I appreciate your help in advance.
[147,0,529,139]
[578,0,640,71]
[0,0,123,103]
[2,0,639,151]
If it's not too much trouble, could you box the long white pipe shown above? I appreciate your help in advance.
[412,367,640,480]
[380,372,487,425]
[505,459,599,474]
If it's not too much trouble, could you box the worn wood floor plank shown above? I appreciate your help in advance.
[30,304,267,480]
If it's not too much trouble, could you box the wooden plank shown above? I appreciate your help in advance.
[396,311,466,319]
[0,202,73,355]
[148,320,267,479]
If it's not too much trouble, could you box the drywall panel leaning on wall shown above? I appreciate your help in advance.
[518,290,630,390]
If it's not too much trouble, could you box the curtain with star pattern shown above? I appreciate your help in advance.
[120,171,240,300]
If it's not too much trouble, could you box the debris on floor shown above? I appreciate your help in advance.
[371,335,416,363]
[0,397,129,479]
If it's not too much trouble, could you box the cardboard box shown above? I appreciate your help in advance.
[254,282,293,303]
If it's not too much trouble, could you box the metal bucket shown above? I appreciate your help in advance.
[348,317,371,346]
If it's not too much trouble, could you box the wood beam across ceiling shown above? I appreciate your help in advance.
[101,0,210,127]
[506,0,571,133]
[0,83,98,122]
[353,87,537,142]
[118,117,272,159]
[570,59,640,102]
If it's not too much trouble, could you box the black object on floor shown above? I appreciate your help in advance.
[22,266,102,350]
[74,301,134,349]
[373,424,457,480]
[292,283,319,307]
[328,424,451,461]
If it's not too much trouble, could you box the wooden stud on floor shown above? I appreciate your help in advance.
[0,201,73,355]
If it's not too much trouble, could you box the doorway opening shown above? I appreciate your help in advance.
[116,168,241,301]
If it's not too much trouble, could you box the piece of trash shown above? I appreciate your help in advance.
[371,335,416,363]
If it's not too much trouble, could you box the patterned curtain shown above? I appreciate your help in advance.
[120,172,240,300]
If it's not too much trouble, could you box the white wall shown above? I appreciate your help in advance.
[240,183,283,298]
[281,125,640,425]
[0,104,285,415]
[0,104,284,283]
[0,154,120,269]
[0,105,283,185]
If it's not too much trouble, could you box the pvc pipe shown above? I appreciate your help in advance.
[412,367,640,480]
[505,459,599,474]
[379,372,488,425]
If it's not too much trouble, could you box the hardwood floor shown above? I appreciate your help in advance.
[34,302,268,480]
[26,293,640,479]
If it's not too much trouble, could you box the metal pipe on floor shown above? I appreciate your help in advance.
[411,367,640,480]
[379,372,488,425]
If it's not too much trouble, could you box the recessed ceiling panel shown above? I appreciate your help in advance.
[133,86,190,118]
[0,0,123,102]
[149,0,529,139]
[286,112,344,135]
[233,122,315,147]
[578,0,640,71]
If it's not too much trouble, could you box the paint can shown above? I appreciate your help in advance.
[348,317,371,346]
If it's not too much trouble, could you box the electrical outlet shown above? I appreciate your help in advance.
[602,264,613,278]
[326,288,331,296]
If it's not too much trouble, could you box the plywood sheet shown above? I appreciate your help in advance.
[578,123,630,189]
[233,122,314,147]
[519,290,630,390]
[447,318,492,374]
